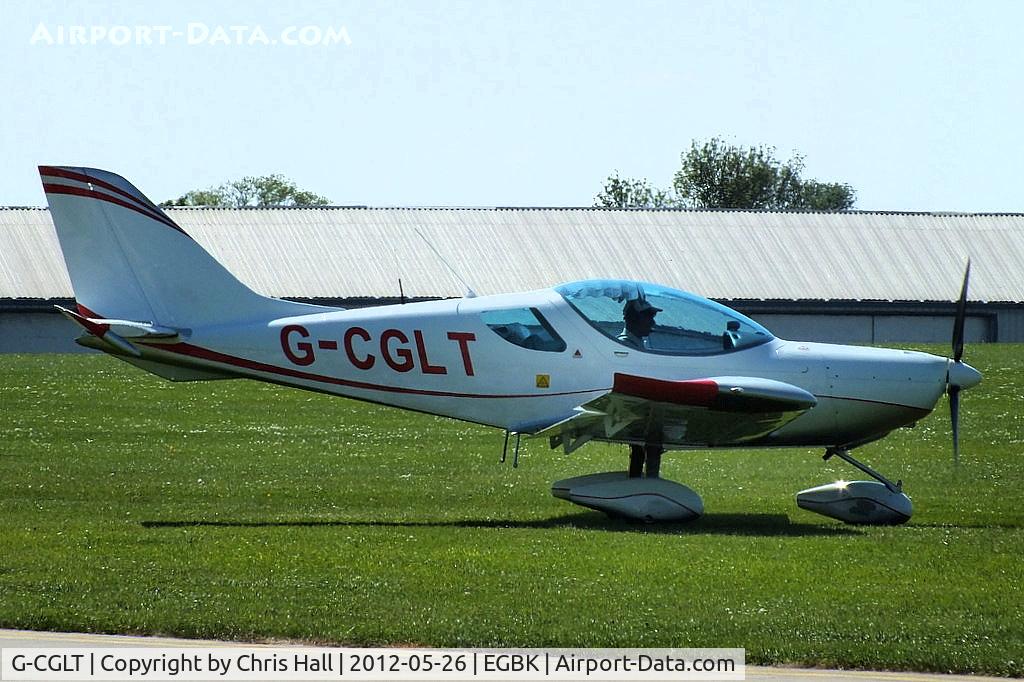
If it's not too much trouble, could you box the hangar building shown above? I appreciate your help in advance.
[2,206,1022,352]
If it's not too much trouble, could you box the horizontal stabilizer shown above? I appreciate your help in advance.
[58,305,232,382]
[57,305,183,357]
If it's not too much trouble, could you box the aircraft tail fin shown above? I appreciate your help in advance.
[40,166,329,328]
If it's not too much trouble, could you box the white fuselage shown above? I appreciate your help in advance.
[136,288,950,449]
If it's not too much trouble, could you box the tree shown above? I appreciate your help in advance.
[161,175,330,207]
[595,137,856,211]
[797,179,858,211]
[673,138,855,210]
[595,172,675,209]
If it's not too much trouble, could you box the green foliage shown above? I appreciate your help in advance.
[596,138,856,211]
[1,349,1021,675]
[161,175,330,207]
[166,188,225,207]
[673,138,855,210]
[798,179,859,211]
[594,172,675,209]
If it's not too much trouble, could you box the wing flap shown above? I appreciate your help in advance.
[612,373,817,412]
[537,373,817,450]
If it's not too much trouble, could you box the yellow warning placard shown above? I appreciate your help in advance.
[535,374,550,388]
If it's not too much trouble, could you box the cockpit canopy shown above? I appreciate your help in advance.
[555,279,774,355]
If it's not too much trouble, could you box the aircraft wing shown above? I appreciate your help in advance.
[537,373,817,452]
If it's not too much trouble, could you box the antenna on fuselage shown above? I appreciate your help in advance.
[413,227,478,298]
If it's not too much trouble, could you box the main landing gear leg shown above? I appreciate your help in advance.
[628,445,644,478]
[645,445,662,478]
[628,444,663,479]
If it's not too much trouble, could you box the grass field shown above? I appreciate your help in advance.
[1,347,1022,676]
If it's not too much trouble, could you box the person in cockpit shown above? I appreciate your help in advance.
[617,298,661,350]
[722,320,741,349]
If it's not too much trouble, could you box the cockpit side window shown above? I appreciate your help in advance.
[555,279,773,355]
[481,307,567,352]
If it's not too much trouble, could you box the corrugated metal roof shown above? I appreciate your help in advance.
[1,207,1021,303]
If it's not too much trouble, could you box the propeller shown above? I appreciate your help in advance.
[952,260,969,363]
[949,383,961,464]
[947,259,981,465]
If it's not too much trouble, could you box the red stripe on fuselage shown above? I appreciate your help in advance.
[147,340,603,401]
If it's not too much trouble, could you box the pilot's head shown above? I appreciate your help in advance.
[623,298,661,337]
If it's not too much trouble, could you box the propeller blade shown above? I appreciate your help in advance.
[949,385,961,466]
[952,259,970,363]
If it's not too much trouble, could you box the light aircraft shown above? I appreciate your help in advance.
[39,166,983,524]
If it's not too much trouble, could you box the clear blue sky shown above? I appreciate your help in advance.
[2,0,1022,211]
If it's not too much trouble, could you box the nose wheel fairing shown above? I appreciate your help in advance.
[796,446,913,525]
[797,480,912,525]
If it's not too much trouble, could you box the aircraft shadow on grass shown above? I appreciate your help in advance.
[140,513,859,537]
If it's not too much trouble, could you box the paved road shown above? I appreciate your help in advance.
[0,630,1008,682]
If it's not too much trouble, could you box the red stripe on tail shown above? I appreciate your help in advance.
[42,183,190,238]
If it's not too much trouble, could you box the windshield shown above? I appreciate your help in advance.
[555,279,773,355]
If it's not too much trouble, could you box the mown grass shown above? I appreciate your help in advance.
[1,346,1021,675]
